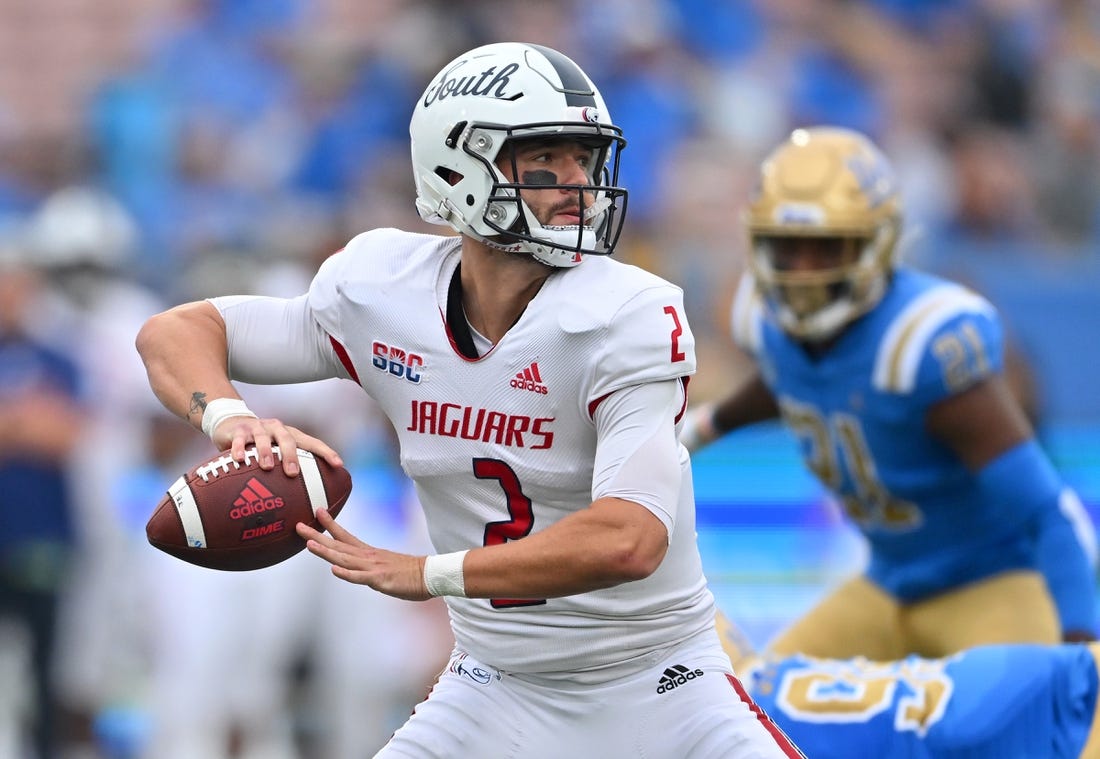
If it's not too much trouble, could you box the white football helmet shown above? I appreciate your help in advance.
[410,42,628,268]
[746,126,902,341]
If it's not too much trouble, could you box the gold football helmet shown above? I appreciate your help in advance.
[746,126,902,342]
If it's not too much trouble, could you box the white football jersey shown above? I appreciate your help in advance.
[307,228,716,676]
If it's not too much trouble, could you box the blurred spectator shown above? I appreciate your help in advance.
[934,123,1043,249]
[19,185,168,758]
[1029,14,1100,247]
[0,242,88,758]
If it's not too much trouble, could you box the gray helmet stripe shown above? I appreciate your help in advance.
[526,44,597,107]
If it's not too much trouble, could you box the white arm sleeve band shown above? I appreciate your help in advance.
[209,294,349,384]
[590,380,684,537]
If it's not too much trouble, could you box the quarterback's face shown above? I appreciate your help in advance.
[497,138,599,227]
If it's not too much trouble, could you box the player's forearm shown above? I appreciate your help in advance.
[459,497,669,599]
[136,301,239,429]
[711,371,780,431]
[1035,491,1099,640]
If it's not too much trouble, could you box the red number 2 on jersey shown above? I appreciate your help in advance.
[474,458,547,609]
[664,305,686,363]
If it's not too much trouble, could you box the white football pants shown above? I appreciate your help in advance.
[377,629,804,758]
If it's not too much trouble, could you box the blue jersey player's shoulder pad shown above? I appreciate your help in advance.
[871,271,1004,402]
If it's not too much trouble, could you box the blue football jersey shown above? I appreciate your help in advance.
[733,268,1044,600]
[745,643,1099,758]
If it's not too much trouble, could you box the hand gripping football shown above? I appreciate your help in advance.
[146,446,352,571]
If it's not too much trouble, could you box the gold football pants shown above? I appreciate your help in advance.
[763,570,1059,660]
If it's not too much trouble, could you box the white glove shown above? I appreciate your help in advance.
[679,403,720,453]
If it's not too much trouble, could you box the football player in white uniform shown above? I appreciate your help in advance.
[136,43,804,758]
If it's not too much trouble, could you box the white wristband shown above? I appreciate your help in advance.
[423,550,469,597]
[200,398,258,441]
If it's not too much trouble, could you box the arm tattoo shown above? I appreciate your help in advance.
[189,392,208,420]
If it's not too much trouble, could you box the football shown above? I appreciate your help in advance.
[146,446,353,571]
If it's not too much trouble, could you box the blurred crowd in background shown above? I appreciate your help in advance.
[0,0,1098,757]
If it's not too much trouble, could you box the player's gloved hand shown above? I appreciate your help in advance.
[679,403,720,453]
